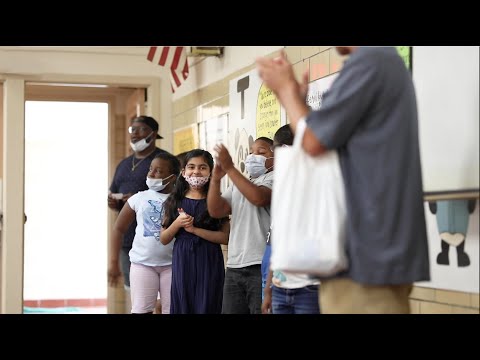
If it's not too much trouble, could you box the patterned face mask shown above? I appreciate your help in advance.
[183,175,210,188]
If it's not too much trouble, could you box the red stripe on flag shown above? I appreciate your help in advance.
[147,46,189,93]
[159,47,170,66]
[147,47,157,62]
[171,47,183,70]
[182,60,189,80]
[171,69,181,87]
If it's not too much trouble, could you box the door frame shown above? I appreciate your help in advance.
[1,74,164,314]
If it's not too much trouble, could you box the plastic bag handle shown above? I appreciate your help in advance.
[293,117,307,149]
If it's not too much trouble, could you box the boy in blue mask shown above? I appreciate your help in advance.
[207,137,274,314]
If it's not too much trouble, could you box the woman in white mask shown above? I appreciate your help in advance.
[109,153,179,314]
[207,137,275,314]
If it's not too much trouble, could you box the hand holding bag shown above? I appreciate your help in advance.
[270,118,348,276]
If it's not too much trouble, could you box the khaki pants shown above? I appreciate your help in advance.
[319,278,412,314]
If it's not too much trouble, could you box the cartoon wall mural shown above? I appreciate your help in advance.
[234,128,254,176]
[428,199,477,267]
[417,199,479,293]
[229,68,285,177]
[228,68,338,178]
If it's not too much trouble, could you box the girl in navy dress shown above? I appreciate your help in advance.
[161,149,229,314]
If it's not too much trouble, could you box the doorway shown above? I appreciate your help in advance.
[23,101,108,313]
[1,76,161,314]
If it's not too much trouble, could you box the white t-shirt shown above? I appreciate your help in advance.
[127,189,173,266]
[222,171,273,268]
[272,270,320,289]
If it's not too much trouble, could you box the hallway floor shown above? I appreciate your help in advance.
[23,306,107,314]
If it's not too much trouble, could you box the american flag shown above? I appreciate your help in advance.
[147,46,189,93]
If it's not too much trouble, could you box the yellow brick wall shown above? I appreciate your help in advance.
[410,286,479,314]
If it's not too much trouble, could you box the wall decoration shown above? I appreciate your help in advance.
[417,200,479,293]
[229,69,286,176]
[173,124,198,155]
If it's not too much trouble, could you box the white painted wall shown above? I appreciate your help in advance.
[413,46,479,192]
[0,47,172,150]
[0,47,168,77]
[0,46,283,146]
[0,46,283,98]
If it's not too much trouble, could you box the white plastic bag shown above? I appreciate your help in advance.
[270,118,348,276]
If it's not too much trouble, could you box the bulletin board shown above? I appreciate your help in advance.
[306,73,338,110]
[173,124,198,155]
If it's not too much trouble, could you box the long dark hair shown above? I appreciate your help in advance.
[162,149,224,229]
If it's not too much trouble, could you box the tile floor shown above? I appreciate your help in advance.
[73,306,108,314]
[23,306,107,314]
[24,298,108,314]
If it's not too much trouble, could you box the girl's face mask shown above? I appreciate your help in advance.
[146,174,174,191]
[183,175,210,188]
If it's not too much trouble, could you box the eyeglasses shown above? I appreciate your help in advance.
[128,126,151,134]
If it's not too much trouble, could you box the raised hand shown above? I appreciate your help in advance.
[299,69,309,103]
[214,144,234,172]
[256,50,299,99]
[212,163,226,181]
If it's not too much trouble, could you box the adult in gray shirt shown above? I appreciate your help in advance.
[256,47,430,314]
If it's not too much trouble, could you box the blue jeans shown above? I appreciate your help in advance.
[272,285,320,314]
[261,244,272,301]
